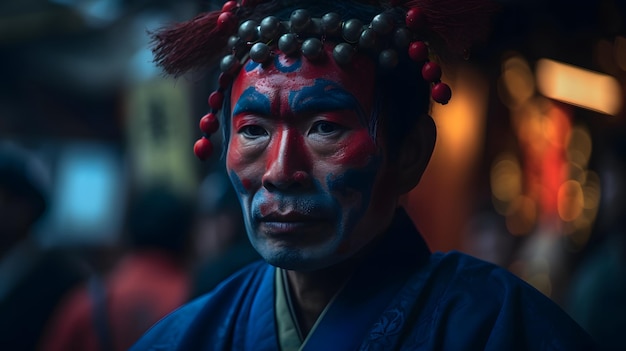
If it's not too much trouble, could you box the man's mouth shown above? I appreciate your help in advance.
[258,211,329,234]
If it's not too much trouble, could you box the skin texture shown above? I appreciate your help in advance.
[226,47,401,273]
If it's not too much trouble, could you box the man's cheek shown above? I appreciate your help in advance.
[324,156,380,207]
[333,132,378,168]
[228,171,249,197]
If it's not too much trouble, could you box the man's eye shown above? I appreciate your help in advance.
[310,121,341,135]
[239,125,268,139]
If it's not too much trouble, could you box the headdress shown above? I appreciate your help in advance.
[150,0,497,160]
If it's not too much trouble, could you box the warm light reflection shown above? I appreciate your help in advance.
[557,180,584,222]
[430,66,488,165]
[405,64,489,252]
[566,126,593,169]
[490,155,522,203]
[582,171,601,210]
[536,58,623,116]
[499,55,535,108]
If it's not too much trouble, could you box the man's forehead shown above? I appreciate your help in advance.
[234,46,377,99]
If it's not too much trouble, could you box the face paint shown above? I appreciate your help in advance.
[226,45,399,271]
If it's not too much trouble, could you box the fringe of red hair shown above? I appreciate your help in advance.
[151,10,227,76]
[405,0,498,56]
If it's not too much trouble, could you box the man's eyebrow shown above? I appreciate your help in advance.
[289,79,361,114]
[232,87,271,116]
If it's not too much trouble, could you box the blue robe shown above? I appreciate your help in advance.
[132,209,597,350]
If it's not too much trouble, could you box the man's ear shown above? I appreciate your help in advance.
[395,114,437,194]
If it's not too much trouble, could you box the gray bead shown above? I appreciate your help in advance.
[259,16,281,40]
[359,28,377,49]
[321,12,342,35]
[290,9,311,32]
[227,35,241,49]
[220,54,238,73]
[278,33,299,55]
[393,28,412,48]
[371,13,394,34]
[333,43,354,65]
[379,49,398,69]
[342,19,364,44]
[238,20,259,42]
[301,38,323,60]
[249,42,271,63]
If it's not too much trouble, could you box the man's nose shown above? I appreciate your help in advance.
[262,128,312,191]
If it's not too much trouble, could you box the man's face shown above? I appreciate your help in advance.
[226,47,399,271]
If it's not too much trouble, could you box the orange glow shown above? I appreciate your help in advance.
[499,55,535,108]
[405,64,489,252]
[536,58,623,116]
[566,126,593,169]
[430,68,488,165]
[557,180,584,222]
[490,155,522,204]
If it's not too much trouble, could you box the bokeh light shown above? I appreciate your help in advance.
[536,58,623,116]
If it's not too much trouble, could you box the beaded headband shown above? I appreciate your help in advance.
[151,0,496,160]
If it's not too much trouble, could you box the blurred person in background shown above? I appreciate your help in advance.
[40,185,196,351]
[0,142,86,351]
[191,169,260,298]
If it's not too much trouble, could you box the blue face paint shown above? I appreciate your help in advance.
[244,55,302,73]
[232,86,272,116]
[289,79,368,126]
[273,55,302,73]
[325,155,382,242]
[245,60,260,72]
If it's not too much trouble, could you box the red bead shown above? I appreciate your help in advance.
[406,7,426,31]
[208,91,224,110]
[194,137,213,160]
[218,73,233,90]
[421,61,442,82]
[200,113,220,134]
[217,12,237,33]
[432,82,452,105]
[221,1,238,12]
[408,41,428,62]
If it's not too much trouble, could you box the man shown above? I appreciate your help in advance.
[133,0,597,349]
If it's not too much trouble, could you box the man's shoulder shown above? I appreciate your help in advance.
[130,260,269,351]
[405,251,598,350]
[423,250,567,316]
[429,250,534,294]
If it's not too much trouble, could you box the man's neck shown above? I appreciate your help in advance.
[285,259,359,338]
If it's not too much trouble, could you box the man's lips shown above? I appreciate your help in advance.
[259,212,321,222]
[257,211,331,234]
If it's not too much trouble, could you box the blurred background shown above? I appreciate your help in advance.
[0,0,624,350]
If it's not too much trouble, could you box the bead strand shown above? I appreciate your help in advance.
[194,0,453,160]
